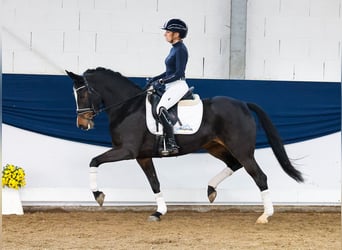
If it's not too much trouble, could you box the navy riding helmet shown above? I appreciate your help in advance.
[162,19,188,39]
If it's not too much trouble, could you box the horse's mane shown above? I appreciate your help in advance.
[84,67,124,78]
[83,67,142,91]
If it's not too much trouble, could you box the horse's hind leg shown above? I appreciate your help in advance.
[240,157,274,224]
[136,157,166,222]
[204,141,243,203]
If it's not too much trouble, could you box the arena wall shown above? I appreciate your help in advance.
[2,125,341,206]
[2,0,231,78]
[246,0,342,81]
[2,0,341,206]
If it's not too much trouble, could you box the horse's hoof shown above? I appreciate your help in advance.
[256,213,269,224]
[207,186,217,203]
[148,215,161,222]
[147,212,162,222]
[93,191,105,206]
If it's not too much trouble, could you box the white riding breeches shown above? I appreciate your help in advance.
[156,80,189,113]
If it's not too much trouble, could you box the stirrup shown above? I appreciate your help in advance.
[160,147,179,156]
[160,138,179,156]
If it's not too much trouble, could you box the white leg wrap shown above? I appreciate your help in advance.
[155,192,167,215]
[208,167,234,188]
[89,167,99,192]
[261,190,274,216]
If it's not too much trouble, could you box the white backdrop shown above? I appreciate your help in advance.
[2,124,340,206]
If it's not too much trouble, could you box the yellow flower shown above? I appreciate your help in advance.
[2,164,26,189]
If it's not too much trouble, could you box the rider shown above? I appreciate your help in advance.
[149,18,190,156]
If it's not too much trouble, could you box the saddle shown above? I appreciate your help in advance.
[148,87,195,129]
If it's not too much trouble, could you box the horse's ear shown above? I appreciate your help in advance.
[65,70,83,82]
[66,70,77,79]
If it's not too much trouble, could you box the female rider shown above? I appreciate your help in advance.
[149,18,189,156]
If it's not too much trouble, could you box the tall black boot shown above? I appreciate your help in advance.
[158,107,179,156]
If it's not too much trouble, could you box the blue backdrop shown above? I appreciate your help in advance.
[3,73,341,148]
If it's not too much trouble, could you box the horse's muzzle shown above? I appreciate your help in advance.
[77,115,95,130]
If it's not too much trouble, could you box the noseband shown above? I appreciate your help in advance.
[74,79,101,117]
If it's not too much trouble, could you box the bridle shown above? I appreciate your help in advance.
[73,81,101,117]
[74,76,148,119]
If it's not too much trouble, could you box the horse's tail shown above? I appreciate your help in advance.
[247,102,304,182]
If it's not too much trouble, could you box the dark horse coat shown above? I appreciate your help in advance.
[67,67,303,223]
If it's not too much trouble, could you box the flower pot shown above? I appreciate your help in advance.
[2,187,24,215]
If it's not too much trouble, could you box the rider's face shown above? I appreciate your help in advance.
[164,30,180,44]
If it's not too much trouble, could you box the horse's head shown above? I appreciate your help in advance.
[66,70,102,130]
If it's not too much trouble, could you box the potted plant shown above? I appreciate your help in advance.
[2,164,26,215]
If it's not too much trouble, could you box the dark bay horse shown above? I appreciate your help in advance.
[66,67,303,223]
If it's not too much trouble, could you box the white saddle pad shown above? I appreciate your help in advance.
[146,94,203,135]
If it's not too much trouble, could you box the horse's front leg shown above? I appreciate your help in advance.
[89,147,137,206]
[136,158,167,222]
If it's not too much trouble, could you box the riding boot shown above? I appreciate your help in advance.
[158,108,179,156]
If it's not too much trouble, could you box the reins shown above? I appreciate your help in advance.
[97,90,147,113]
[76,75,148,116]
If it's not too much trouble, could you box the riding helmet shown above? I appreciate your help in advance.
[162,19,188,38]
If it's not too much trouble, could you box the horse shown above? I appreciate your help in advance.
[66,67,304,224]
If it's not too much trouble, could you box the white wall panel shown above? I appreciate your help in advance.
[310,40,340,60]
[325,18,342,40]
[14,8,49,31]
[110,11,144,33]
[2,0,231,78]
[220,35,230,56]
[2,124,340,206]
[185,55,204,78]
[141,13,165,34]
[94,0,126,10]
[62,0,94,9]
[246,15,265,39]
[96,32,128,54]
[2,1,341,80]
[246,0,342,81]
[2,51,14,72]
[294,60,324,81]
[80,10,111,32]
[47,9,80,31]
[186,15,205,36]
[32,31,64,53]
[202,54,229,79]
[246,37,280,79]
[158,0,206,16]
[14,51,49,73]
[247,0,280,16]
[279,0,310,17]
[126,0,156,11]
[2,0,29,9]
[63,31,96,53]
[324,60,342,81]
[205,14,230,35]
[310,0,341,18]
[2,29,31,52]
[78,54,97,72]
[204,0,231,15]
[28,0,62,9]
[279,39,310,60]
[44,53,79,74]
[264,59,295,80]
[1,7,16,29]
[244,57,264,80]
[247,38,279,59]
